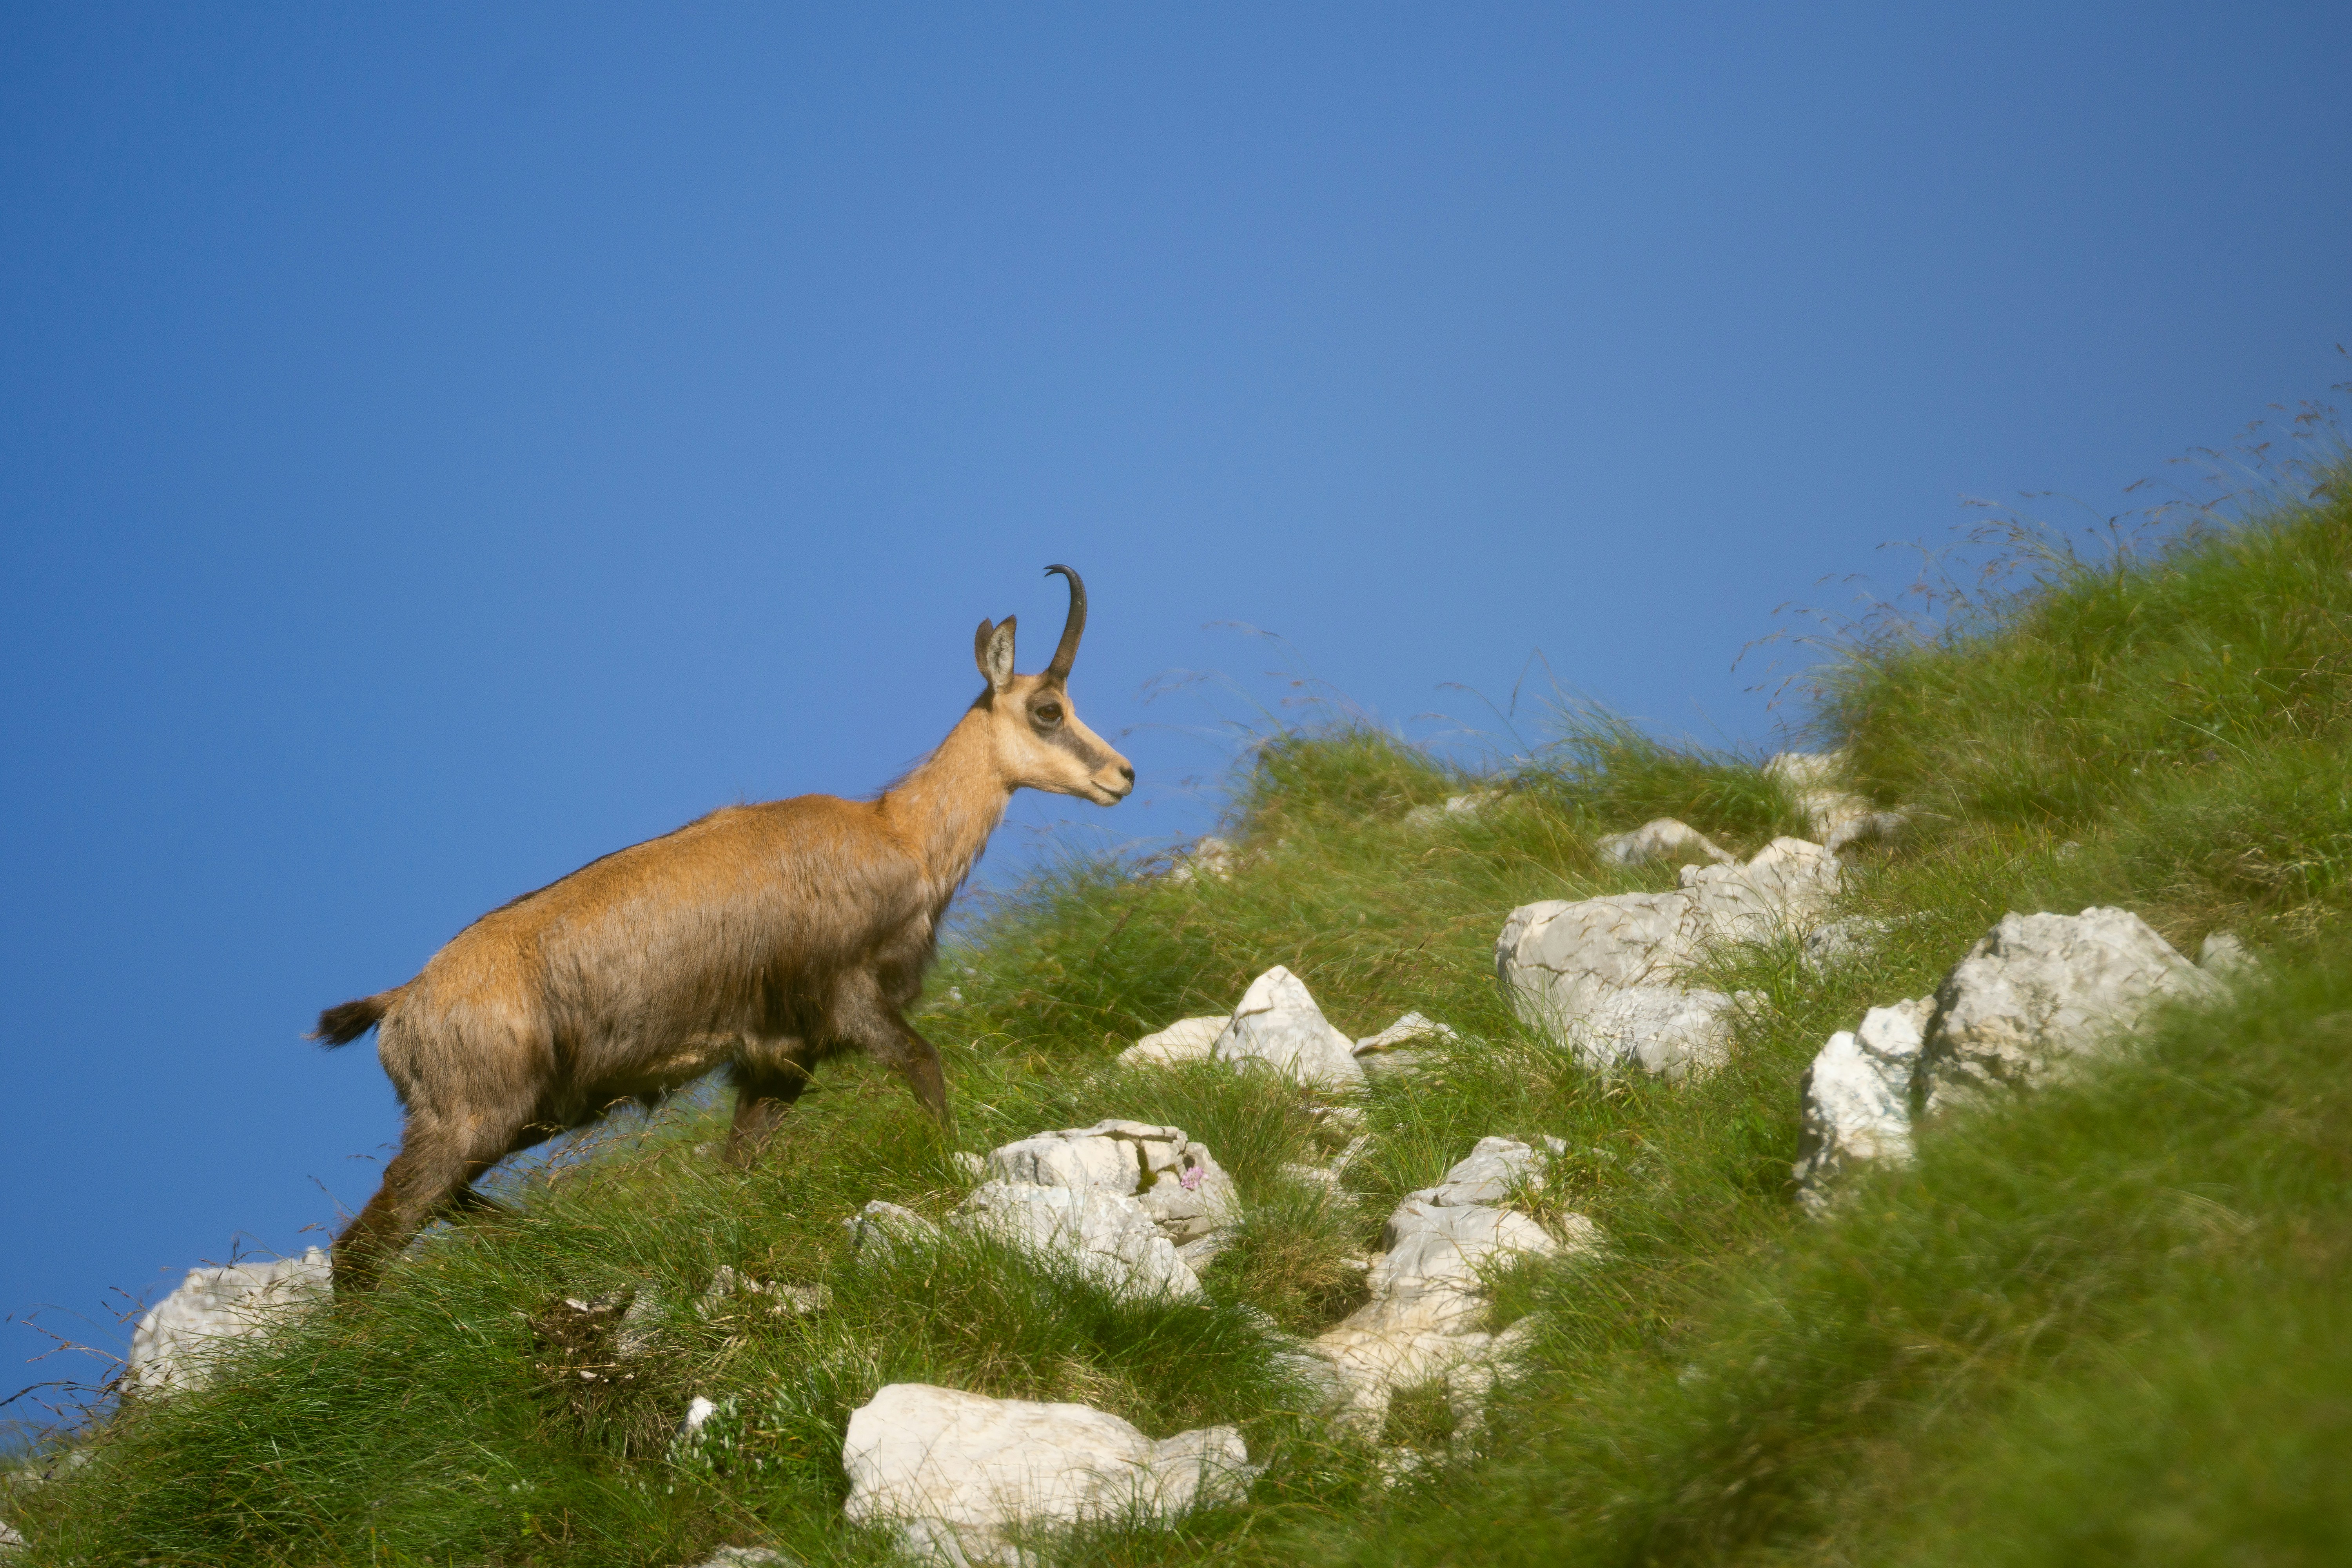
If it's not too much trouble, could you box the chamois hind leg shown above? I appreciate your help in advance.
[332,1111,533,1292]
[724,1049,818,1168]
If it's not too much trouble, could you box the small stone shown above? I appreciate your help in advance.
[1352,1012,1459,1078]
[1762,751,1885,845]
[1118,1016,1228,1069]
[843,1201,941,1261]
[1404,791,1503,829]
[1212,967,1365,1090]
[1166,835,1237,885]
[842,1384,1254,1564]
[1825,810,1907,857]
[1791,998,1933,1212]
[1593,817,1736,869]
[2198,930,2255,978]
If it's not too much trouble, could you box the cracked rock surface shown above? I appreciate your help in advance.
[1917,906,2220,1114]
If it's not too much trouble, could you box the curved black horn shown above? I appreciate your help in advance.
[1043,564,1086,680]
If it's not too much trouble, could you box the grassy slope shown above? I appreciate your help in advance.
[8,470,2348,1566]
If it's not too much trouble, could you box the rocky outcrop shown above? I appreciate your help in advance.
[1443,1315,1544,1447]
[127,1248,332,1396]
[841,1383,1254,1565]
[1915,906,2220,1114]
[1791,998,1932,1212]
[1497,837,1833,1077]
[1795,907,2227,1210]
[1307,1138,1595,1432]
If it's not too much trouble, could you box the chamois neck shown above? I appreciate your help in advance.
[880,707,1013,895]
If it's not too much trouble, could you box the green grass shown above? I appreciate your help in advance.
[9,464,2348,1565]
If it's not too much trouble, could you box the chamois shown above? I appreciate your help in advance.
[314,566,1132,1291]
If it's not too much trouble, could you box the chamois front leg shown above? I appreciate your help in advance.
[833,980,955,1134]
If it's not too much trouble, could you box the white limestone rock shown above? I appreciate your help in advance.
[1165,835,1237,886]
[1916,907,2222,1114]
[1351,1012,1458,1078]
[953,1182,1202,1301]
[1679,836,1844,949]
[1445,1314,1543,1445]
[1825,809,1907,857]
[983,1120,1239,1244]
[1764,750,1869,831]
[1594,817,1736,869]
[1307,1138,1596,1432]
[1117,1016,1228,1069]
[1372,1201,1569,1301]
[1791,998,1933,1212]
[1498,837,1838,1052]
[1404,791,1504,830]
[1495,891,1699,1038]
[1406,1135,1543,1208]
[699,1266,830,1319]
[1803,915,1891,972]
[1175,1229,1236,1273]
[843,1201,942,1262]
[1572,984,1752,1080]
[2199,930,2256,978]
[127,1248,332,1396]
[841,1383,1254,1566]
[687,1549,797,1568]
[1212,967,1365,1091]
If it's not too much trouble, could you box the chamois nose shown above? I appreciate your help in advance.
[1118,764,1136,785]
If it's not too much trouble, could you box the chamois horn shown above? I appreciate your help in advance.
[1043,563,1086,680]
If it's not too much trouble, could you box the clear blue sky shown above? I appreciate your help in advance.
[4,3,2347,1419]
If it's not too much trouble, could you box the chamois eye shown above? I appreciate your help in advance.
[1034,702,1063,725]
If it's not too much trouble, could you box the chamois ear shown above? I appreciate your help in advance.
[977,616,1018,692]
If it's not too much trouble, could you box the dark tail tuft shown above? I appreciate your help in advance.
[314,994,391,1047]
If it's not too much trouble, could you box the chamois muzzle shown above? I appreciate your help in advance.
[1044,563,1086,680]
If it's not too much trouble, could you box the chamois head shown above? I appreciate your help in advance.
[972,565,1134,806]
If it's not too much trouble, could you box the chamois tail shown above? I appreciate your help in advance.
[314,993,394,1047]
